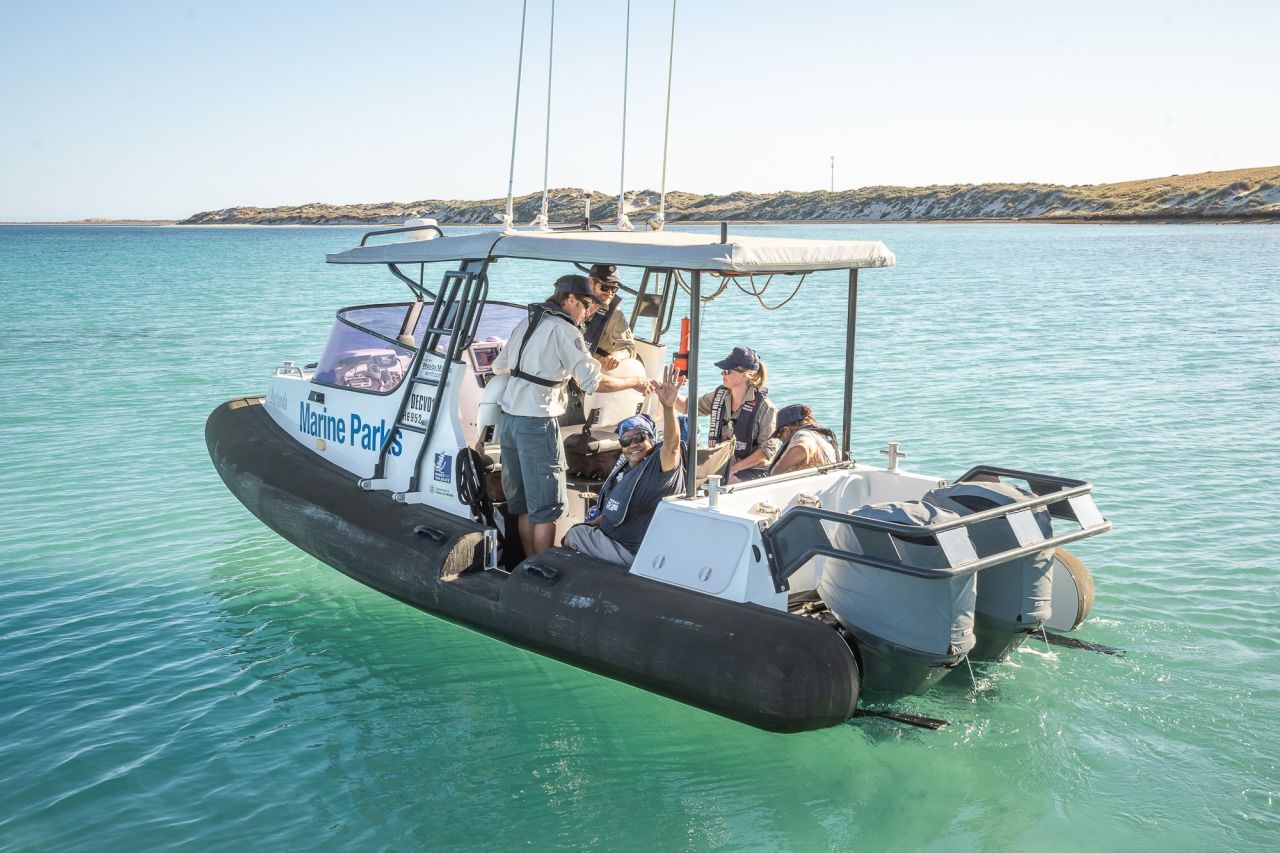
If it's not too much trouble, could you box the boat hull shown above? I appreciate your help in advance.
[206,397,861,732]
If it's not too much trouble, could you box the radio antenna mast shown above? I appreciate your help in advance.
[617,0,634,230]
[533,0,557,231]
[501,0,529,230]
[653,0,678,231]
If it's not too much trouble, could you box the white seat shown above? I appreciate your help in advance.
[474,374,507,446]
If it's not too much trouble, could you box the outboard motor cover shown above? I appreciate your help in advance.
[924,482,1054,628]
[818,500,976,657]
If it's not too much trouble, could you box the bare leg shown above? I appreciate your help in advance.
[516,513,535,559]
[529,520,557,556]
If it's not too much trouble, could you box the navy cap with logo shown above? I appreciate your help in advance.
[554,274,601,303]
[587,263,621,285]
[772,403,811,437]
[714,345,761,372]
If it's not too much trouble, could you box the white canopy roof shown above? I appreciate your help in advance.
[325,228,895,274]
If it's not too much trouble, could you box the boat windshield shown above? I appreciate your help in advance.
[312,302,527,395]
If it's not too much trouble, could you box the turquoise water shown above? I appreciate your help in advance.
[1,223,1277,851]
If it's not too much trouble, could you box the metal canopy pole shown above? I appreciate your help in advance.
[684,270,701,497]
[842,268,858,458]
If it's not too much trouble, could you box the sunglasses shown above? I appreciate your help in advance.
[720,367,748,374]
[598,284,619,292]
[619,432,651,448]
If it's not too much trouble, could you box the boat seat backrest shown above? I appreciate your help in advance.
[564,429,623,479]
[695,441,736,488]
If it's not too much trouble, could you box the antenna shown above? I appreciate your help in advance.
[617,0,634,230]
[534,0,557,231]
[830,155,835,192]
[501,0,529,230]
[653,0,678,231]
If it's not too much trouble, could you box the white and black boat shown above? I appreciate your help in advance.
[206,224,1112,732]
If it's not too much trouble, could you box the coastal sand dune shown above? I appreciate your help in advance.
[179,165,1280,225]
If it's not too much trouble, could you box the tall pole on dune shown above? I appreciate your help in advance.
[830,155,835,192]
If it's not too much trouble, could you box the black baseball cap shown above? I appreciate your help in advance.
[587,263,621,285]
[554,274,601,303]
[772,404,811,437]
[714,345,761,372]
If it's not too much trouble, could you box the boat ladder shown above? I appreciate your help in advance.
[360,258,489,496]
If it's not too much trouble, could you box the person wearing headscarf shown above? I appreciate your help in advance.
[565,364,685,566]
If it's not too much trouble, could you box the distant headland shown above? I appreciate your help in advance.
[14,167,1280,226]
[177,166,1280,226]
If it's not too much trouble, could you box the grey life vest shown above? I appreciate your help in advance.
[596,442,685,552]
[510,301,577,389]
[709,386,767,460]
[582,294,621,357]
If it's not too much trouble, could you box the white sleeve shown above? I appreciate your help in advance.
[491,319,524,375]
[557,324,602,393]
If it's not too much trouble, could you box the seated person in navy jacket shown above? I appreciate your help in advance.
[565,364,685,566]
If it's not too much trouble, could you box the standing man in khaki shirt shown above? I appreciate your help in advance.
[491,274,653,557]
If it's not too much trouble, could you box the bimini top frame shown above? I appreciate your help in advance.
[327,228,896,275]
[327,225,895,499]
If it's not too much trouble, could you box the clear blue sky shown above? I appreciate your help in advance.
[2,0,1276,220]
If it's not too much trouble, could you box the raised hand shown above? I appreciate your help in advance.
[656,363,685,408]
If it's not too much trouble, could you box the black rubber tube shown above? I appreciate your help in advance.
[206,397,861,732]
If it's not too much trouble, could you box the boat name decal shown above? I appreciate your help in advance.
[403,392,433,427]
[298,401,402,455]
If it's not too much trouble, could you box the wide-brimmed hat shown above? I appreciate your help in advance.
[554,274,601,303]
[714,345,760,372]
[772,403,811,437]
[587,263,621,285]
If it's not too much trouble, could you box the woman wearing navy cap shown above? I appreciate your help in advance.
[674,345,778,482]
[564,365,686,566]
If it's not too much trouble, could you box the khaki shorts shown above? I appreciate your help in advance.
[498,413,566,524]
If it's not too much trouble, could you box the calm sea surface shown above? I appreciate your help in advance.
[1,223,1277,851]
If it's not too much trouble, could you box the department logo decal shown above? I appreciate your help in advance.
[433,452,453,483]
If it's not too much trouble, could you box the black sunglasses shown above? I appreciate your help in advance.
[619,433,650,448]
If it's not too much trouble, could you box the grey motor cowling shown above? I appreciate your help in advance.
[924,481,1054,660]
[818,500,976,694]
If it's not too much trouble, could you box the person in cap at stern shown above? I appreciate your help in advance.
[767,404,839,476]
[491,274,653,558]
[564,364,685,566]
